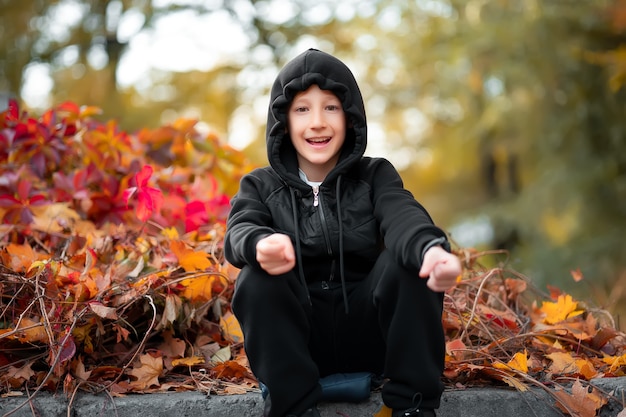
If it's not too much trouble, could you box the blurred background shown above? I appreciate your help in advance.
[1,0,625,326]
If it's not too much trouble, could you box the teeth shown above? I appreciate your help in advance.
[308,138,329,143]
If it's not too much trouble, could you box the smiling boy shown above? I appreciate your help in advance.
[224,49,461,417]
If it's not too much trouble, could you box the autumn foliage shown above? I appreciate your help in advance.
[0,101,625,416]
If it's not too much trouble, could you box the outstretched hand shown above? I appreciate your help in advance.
[256,233,296,275]
[419,245,462,292]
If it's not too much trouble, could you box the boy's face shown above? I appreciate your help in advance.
[287,84,346,182]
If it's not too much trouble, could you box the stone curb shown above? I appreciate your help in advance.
[1,377,624,417]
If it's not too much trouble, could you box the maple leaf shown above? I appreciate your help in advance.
[546,351,598,379]
[210,360,248,380]
[540,294,583,324]
[3,243,38,273]
[494,350,529,374]
[129,353,163,390]
[554,379,607,417]
[158,330,186,359]
[170,240,213,273]
[4,363,35,385]
[123,164,163,222]
[180,275,217,302]
[30,202,81,233]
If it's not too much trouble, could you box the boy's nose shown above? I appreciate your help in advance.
[310,109,327,127]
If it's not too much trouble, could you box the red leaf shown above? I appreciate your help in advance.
[185,200,208,232]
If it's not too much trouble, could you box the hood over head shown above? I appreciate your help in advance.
[266,48,367,187]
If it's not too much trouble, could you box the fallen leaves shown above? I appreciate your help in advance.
[0,100,253,401]
[0,100,624,417]
[443,260,626,417]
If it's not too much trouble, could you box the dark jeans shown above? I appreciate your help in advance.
[231,250,445,417]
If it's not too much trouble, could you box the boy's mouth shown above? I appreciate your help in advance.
[307,137,331,145]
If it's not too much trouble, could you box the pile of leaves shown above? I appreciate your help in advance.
[0,102,625,417]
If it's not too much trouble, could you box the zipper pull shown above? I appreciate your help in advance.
[312,185,319,207]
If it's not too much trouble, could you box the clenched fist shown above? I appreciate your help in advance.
[256,233,296,275]
[419,246,462,292]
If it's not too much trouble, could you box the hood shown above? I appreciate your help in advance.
[266,48,367,187]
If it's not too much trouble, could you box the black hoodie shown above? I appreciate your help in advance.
[224,49,449,309]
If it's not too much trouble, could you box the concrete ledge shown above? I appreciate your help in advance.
[1,377,624,417]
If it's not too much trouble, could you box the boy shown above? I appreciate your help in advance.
[224,48,461,417]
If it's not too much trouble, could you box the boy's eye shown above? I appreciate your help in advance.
[326,105,341,111]
[294,106,308,112]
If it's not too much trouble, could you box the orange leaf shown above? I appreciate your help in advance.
[170,240,213,272]
[129,353,163,390]
[210,360,248,379]
[540,294,583,324]
[14,318,48,343]
[570,268,584,282]
[4,243,37,273]
[445,338,466,360]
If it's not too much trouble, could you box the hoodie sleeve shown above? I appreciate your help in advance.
[224,170,276,269]
[367,158,450,271]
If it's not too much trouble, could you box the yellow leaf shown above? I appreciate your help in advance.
[220,312,244,343]
[540,294,583,324]
[170,240,213,272]
[180,275,217,302]
[172,356,205,367]
[494,351,528,374]
[161,227,179,240]
[603,352,626,373]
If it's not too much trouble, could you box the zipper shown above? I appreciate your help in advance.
[313,186,333,256]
